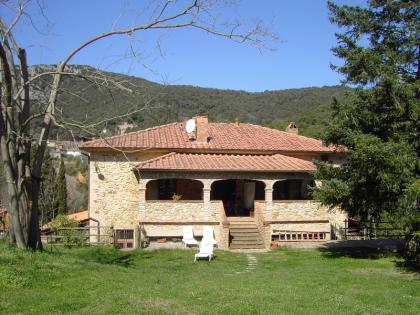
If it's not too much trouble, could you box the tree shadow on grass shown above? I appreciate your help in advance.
[69,247,136,267]
[394,260,420,274]
[317,239,404,260]
[318,246,400,260]
[317,240,420,274]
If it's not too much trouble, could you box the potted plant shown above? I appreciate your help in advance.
[171,193,182,201]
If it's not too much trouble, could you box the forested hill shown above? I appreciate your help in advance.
[30,65,349,139]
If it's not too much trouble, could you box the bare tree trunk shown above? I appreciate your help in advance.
[0,0,274,250]
[28,63,64,250]
[17,49,40,250]
[0,41,26,248]
[15,49,31,246]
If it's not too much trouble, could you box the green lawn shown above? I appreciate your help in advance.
[0,242,419,315]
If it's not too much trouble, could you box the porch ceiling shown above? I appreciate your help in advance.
[135,152,316,173]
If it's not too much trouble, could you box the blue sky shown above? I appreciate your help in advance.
[3,0,365,92]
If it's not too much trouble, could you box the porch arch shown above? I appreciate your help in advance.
[272,179,314,200]
[145,178,204,201]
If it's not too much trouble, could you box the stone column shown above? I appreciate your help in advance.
[138,187,146,221]
[202,180,213,220]
[263,180,276,221]
[138,180,149,222]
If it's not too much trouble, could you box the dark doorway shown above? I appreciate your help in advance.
[211,179,265,217]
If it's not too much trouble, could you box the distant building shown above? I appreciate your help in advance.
[48,140,82,157]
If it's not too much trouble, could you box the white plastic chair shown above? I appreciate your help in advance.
[194,240,214,262]
[182,226,198,247]
[202,226,217,246]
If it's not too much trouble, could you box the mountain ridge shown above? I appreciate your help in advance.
[29,65,349,139]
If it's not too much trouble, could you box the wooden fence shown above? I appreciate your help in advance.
[343,219,405,240]
[41,225,114,246]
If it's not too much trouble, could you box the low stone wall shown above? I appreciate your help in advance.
[143,201,220,222]
[255,200,348,242]
[142,223,219,239]
[254,202,271,249]
[271,200,327,222]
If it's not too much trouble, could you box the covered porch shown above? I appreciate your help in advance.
[135,152,340,249]
[142,177,313,218]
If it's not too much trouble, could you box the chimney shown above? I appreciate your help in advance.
[285,122,298,135]
[194,115,209,143]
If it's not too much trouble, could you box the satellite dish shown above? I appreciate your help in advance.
[185,119,196,133]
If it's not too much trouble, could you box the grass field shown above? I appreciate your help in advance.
[0,242,419,315]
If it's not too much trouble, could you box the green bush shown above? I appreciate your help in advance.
[50,215,86,248]
[404,231,420,269]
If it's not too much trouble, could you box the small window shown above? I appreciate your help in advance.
[115,229,134,249]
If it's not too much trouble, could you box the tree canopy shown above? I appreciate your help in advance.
[313,0,419,227]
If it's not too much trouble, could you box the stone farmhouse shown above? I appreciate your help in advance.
[80,116,347,249]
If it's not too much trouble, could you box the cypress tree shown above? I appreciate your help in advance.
[56,157,67,215]
[38,148,57,225]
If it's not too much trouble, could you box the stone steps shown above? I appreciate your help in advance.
[229,243,265,249]
[230,235,261,240]
[229,228,260,234]
[230,239,264,245]
[229,219,265,250]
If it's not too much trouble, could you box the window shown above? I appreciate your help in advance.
[115,229,134,249]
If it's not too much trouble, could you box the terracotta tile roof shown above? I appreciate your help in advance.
[135,152,316,172]
[80,122,332,153]
[40,211,89,232]
[67,211,89,222]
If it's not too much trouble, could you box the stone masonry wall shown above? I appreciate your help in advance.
[89,153,161,247]
[141,201,225,247]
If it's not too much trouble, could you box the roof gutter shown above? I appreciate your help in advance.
[133,168,315,173]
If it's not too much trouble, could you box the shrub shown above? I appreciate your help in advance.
[404,231,420,269]
[50,215,86,247]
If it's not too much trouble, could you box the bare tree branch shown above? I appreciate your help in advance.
[0,0,277,249]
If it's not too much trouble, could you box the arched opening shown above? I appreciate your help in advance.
[146,179,203,201]
[273,179,314,200]
[211,179,265,217]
